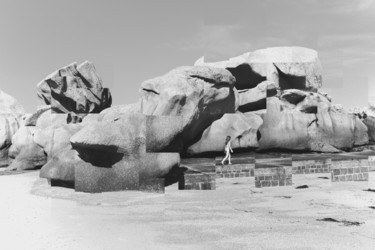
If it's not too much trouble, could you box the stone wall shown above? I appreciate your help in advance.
[216,163,254,178]
[331,159,369,182]
[215,157,255,178]
[179,173,216,190]
[254,166,293,188]
[292,158,331,174]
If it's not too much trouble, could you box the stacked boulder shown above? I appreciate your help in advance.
[4,46,372,193]
[42,65,237,191]
[37,61,112,120]
[190,46,368,154]
[6,61,112,171]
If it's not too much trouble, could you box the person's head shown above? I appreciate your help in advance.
[225,136,231,144]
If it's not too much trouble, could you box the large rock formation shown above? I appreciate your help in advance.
[195,47,322,92]
[37,61,112,117]
[258,97,368,153]
[65,113,181,192]
[186,47,369,154]
[140,66,237,150]
[5,47,365,192]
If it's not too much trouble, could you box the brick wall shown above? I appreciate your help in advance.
[179,173,216,190]
[292,158,331,174]
[331,159,369,182]
[254,166,293,188]
[216,163,254,178]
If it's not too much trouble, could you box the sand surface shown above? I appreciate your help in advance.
[0,171,375,249]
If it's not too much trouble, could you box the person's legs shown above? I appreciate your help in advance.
[221,150,229,165]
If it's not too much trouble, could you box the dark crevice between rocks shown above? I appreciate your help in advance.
[307,114,319,128]
[72,145,124,168]
[190,75,230,87]
[301,106,318,114]
[364,189,375,192]
[296,185,309,189]
[238,99,266,113]
[165,165,187,187]
[226,64,266,90]
[142,88,159,95]
[257,130,262,142]
[281,92,306,105]
[275,64,307,91]
[316,218,363,226]
[266,86,277,98]
[318,177,329,179]
[50,179,74,189]
[369,206,375,210]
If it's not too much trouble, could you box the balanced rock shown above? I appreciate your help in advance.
[68,113,181,192]
[37,61,112,117]
[195,47,322,92]
[140,66,237,147]
[187,112,263,154]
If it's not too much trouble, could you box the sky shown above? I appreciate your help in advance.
[0,0,374,113]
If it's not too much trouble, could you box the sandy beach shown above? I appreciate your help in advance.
[0,170,374,250]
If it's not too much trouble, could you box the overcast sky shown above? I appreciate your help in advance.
[0,0,374,112]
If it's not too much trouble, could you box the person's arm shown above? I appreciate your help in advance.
[229,142,233,153]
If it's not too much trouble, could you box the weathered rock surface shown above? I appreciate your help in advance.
[37,61,112,116]
[195,47,322,92]
[0,89,25,115]
[140,66,237,147]
[0,89,25,166]
[34,123,83,161]
[279,89,331,113]
[40,149,86,188]
[82,103,141,125]
[0,114,20,166]
[363,117,375,141]
[258,97,368,152]
[6,126,47,170]
[187,112,263,154]
[67,113,181,192]
[237,81,276,112]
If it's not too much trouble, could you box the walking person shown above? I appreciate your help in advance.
[221,136,233,165]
